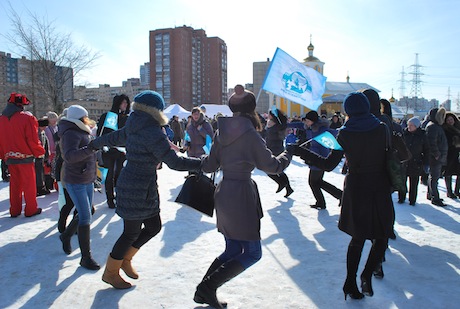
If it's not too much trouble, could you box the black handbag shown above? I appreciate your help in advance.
[175,172,216,217]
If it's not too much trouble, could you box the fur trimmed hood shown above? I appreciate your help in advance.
[131,102,168,126]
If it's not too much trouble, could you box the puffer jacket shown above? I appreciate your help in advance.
[58,119,96,184]
[425,108,448,165]
[90,102,201,220]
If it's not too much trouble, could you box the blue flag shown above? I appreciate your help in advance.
[184,131,191,142]
[262,48,327,111]
[312,131,343,150]
[103,111,118,130]
[202,134,212,154]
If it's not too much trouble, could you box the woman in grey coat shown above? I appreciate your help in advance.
[89,91,201,289]
[193,86,291,309]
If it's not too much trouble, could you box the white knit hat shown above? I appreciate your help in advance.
[66,105,88,121]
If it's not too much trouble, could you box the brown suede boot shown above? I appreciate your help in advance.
[121,246,139,279]
[102,255,132,289]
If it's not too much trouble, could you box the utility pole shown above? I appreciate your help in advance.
[398,66,407,98]
[398,66,408,113]
[409,53,424,111]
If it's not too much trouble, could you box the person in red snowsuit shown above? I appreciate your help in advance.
[0,93,45,217]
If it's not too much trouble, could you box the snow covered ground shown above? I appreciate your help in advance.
[0,156,459,309]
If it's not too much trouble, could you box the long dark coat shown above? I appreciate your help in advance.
[425,108,448,165]
[403,127,429,176]
[202,116,291,241]
[91,103,201,220]
[337,125,395,239]
[298,124,395,239]
[442,120,460,176]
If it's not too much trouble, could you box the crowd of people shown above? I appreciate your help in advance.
[0,85,458,308]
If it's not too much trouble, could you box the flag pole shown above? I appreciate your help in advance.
[255,88,263,104]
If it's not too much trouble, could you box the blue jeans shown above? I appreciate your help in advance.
[218,237,262,269]
[66,183,94,226]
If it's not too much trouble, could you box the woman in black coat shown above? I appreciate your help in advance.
[265,108,293,197]
[96,94,131,208]
[290,92,394,300]
[402,117,429,205]
[442,112,460,198]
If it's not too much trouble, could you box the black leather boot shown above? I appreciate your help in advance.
[343,239,364,300]
[78,225,100,270]
[361,239,387,297]
[59,215,79,255]
[268,174,287,193]
[194,260,245,309]
[202,258,225,280]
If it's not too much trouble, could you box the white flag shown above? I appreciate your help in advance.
[262,48,327,111]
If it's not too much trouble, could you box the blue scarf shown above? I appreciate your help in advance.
[340,113,381,132]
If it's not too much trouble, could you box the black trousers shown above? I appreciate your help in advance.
[308,169,343,206]
[111,214,162,260]
[399,175,420,204]
[103,154,125,200]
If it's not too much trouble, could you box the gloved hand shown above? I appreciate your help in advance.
[286,144,307,157]
[87,140,98,152]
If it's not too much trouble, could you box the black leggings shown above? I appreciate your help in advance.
[111,214,162,260]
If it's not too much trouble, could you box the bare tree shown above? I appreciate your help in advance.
[3,4,100,114]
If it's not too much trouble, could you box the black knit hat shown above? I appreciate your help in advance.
[228,90,256,113]
[305,110,319,123]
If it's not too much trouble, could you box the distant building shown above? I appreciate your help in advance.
[149,25,227,110]
[0,51,73,117]
[252,38,377,117]
[73,78,148,120]
[395,96,438,117]
[140,62,150,87]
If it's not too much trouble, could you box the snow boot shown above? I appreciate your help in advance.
[193,260,245,309]
[121,246,139,279]
[78,225,100,270]
[102,255,132,289]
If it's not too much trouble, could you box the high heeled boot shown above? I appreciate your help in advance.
[343,240,364,300]
[194,260,245,309]
[361,240,387,297]
[78,225,100,270]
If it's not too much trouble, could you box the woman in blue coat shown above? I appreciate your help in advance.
[90,91,201,289]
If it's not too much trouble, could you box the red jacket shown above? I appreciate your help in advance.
[0,107,45,164]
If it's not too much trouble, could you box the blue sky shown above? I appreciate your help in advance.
[1,0,459,104]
